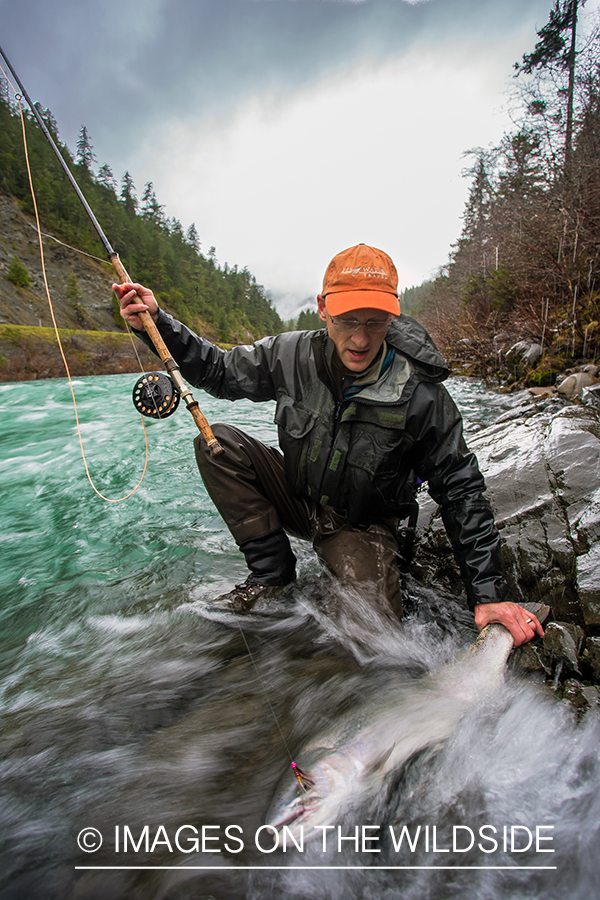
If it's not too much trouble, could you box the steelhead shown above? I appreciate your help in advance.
[266,607,547,843]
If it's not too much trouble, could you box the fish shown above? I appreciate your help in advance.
[266,603,549,843]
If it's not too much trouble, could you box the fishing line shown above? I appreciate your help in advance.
[6,72,150,503]
[0,51,314,793]
[24,210,153,384]
[25,222,113,265]
[233,620,314,793]
[3,55,307,790]
[0,43,223,456]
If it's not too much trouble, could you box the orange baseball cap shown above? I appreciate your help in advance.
[322,243,400,317]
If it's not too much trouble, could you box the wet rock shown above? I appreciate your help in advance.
[505,341,543,374]
[583,383,600,408]
[575,546,600,625]
[582,637,600,681]
[556,371,599,399]
[543,622,585,674]
[581,684,600,707]
[415,405,600,626]
[529,386,555,397]
[509,641,551,677]
[560,678,598,713]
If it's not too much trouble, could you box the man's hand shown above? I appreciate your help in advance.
[474,601,544,647]
[112,282,159,331]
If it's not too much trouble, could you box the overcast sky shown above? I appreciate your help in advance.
[2,0,599,316]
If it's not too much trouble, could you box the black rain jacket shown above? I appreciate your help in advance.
[140,311,513,608]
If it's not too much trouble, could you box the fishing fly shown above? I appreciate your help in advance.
[291,761,315,793]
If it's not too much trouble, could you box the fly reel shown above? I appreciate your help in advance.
[132,372,180,419]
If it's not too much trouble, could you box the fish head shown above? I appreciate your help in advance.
[266,749,330,831]
[265,747,367,841]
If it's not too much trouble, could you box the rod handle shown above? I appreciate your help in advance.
[112,255,224,457]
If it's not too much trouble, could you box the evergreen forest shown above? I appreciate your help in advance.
[413,0,600,384]
[1,0,599,379]
[0,83,283,343]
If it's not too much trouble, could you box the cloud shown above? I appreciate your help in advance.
[145,27,528,310]
[4,0,598,313]
[1,0,548,145]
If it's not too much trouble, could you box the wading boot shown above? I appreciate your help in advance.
[213,578,287,613]
[211,527,296,613]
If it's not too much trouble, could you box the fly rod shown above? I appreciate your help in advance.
[0,42,223,457]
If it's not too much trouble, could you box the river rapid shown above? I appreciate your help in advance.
[1,374,598,900]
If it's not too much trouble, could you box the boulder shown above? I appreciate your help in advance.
[493,332,513,352]
[561,679,600,714]
[543,622,585,675]
[556,371,599,399]
[414,404,600,626]
[505,341,543,373]
[583,383,600,407]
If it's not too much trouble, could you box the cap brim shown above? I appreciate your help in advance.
[325,290,400,317]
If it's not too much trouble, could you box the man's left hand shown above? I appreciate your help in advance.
[474,602,544,647]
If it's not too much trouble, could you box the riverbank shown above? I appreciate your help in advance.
[450,338,600,403]
[0,323,160,381]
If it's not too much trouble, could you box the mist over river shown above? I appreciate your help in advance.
[1,374,599,900]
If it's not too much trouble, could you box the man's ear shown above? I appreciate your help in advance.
[317,294,327,323]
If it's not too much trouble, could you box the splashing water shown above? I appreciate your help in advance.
[0,374,597,900]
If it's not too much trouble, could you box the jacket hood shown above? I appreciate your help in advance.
[387,314,449,381]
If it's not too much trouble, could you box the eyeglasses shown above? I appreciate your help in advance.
[328,315,393,334]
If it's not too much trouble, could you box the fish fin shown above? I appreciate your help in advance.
[521,602,551,625]
[367,743,396,774]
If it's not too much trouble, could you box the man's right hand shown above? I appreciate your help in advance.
[113,282,159,331]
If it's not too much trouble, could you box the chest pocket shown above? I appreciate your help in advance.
[345,406,409,476]
[274,396,317,438]
[274,395,330,496]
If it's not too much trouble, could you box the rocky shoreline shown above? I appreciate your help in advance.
[454,335,600,402]
[413,390,600,710]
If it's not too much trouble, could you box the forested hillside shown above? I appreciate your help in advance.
[0,83,283,343]
[416,0,600,384]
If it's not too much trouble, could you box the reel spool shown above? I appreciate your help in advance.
[132,372,180,419]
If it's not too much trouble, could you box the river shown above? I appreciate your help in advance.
[1,374,598,900]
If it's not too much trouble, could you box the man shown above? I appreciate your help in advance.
[115,243,543,646]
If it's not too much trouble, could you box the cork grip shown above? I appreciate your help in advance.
[112,255,224,457]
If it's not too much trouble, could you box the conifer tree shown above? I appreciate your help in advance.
[7,256,31,288]
[141,181,165,223]
[76,125,97,172]
[34,102,59,138]
[186,223,200,253]
[120,171,138,213]
[97,163,116,191]
[515,0,587,169]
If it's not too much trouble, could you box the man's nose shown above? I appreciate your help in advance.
[350,325,371,347]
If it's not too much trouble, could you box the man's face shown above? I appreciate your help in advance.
[317,295,391,374]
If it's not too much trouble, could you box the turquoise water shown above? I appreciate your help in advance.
[1,377,275,650]
[0,374,598,900]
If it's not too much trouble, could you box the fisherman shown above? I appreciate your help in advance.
[115,243,543,646]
